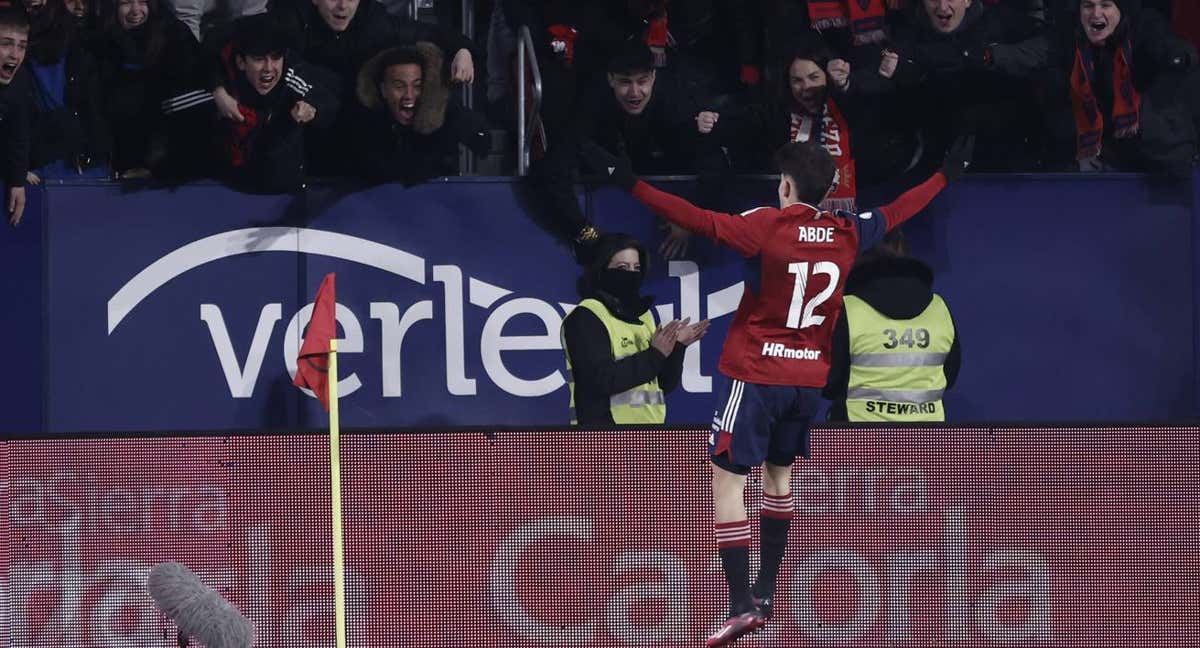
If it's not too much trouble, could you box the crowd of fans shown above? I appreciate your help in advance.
[513,0,1199,248]
[0,0,487,224]
[0,0,1195,230]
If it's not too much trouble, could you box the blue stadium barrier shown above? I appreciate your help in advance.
[0,170,1195,433]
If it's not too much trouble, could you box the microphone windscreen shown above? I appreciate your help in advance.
[147,562,254,648]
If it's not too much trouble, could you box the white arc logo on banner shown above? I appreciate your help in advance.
[104,230,747,402]
[106,227,425,334]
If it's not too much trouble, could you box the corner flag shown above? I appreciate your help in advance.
[293,273,337,410]
[293,271,348,647]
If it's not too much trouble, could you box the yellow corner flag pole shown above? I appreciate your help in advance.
[328,338,347,648]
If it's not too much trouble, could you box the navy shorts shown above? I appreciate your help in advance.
[708,373,822,475]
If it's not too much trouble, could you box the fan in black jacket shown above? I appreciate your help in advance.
[351,43,489,185]
[90,0,201,177]
[25,0,109,180]
[269,0,476,86]
[207,13,339,193]
[861,0,1045,172]
[0,7,31,226]
[528,41,728,259]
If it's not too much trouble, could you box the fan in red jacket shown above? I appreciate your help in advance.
[581,134,973,647]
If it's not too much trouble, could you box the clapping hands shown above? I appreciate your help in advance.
[651,317,712,356]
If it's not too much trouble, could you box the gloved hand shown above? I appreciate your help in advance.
[572,225,602,265]
[579,141,636,191]
[941,135,975,182]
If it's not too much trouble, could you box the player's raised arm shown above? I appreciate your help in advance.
[580,141,766,258]
[854,136,974,252]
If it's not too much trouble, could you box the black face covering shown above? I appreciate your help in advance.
[797,85,828,115]
[598,268,644,305]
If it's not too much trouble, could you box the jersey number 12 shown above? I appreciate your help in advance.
[786,261,839,329]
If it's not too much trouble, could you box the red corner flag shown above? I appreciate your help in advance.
[294,273,337,410]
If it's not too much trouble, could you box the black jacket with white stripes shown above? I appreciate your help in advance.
[91,10,202,173]
[208,48,338,193]
[162,47,338,191]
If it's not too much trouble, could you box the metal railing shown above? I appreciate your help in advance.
[516,25,543,176]
[459,0,474,109]
[459,0,476,174]
[412,0,537,177]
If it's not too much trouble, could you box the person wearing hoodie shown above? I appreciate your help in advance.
[987,0,1198,175]
[91,0,202,177]
[0,7,31,226]
[561,233,709,426]
[350,43,490,185]
[204,13,338,193]
[823,231,961,422]
[23,0,110,181]
[864,0,1046,172]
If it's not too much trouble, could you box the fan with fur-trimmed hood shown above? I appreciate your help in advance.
[356,42,449,135]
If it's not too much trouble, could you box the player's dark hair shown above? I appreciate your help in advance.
[607,40,655,76]
[0,6,31,31]
[774,140,837,207]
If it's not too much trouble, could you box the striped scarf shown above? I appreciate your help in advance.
[807,0,887,44]
[1070,39,1141,159]
[789,99,857,212]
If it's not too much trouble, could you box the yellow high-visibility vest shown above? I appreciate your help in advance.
[843,294,955,422]
[563,299,666,424]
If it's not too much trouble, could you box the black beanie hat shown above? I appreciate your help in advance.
[577,233,648,296]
